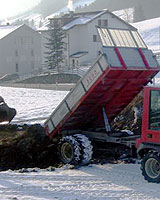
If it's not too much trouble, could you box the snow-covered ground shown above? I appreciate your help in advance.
[0,163,160,200]
[0,86,68,125]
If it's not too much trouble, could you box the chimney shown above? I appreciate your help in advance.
[67,0,73,12]
[69,11,74,18]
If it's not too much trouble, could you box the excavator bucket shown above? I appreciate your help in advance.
[0,96,16,124]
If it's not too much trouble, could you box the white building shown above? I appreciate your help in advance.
[0,24,41,78]
[40,10,137,69]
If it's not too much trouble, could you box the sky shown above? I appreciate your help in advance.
[0,0,41,19]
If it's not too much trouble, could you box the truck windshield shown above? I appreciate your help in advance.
[149,90,160,130]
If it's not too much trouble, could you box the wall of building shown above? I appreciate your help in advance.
[67,12,135,66]
[0,25,41,77]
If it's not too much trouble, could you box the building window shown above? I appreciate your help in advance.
[15,50,18,56]
[93,35,98,42]
[21,37,23,45]
[103,20,108,27]
[98,19,108,27]
[76,60,79,66]
[97,50,101,56]
[16,63,19,72]
[31,61,34,69]
[31,37,34,44]
[98,19,102,27]
[14,38,17,45]
[72,59,75,67]
[31,49,34,56]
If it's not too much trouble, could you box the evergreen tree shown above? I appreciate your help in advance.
[45,20,66,70]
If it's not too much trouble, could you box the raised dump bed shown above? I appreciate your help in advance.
[44,28,160,140]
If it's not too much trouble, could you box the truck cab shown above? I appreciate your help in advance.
[136,86,160,183]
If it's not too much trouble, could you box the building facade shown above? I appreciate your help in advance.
[40,10,137,69]
[0,24,41,78]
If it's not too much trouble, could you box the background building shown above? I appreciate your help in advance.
[39,10,137,70]
[0,24,41,78]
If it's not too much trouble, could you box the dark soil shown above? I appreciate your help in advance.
[0,124,60,171]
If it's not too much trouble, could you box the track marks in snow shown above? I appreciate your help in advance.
[0,164,160,200]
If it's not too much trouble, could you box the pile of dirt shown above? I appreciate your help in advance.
[17,73,81,84]
[0,124,60,170]
[111,91,143,134]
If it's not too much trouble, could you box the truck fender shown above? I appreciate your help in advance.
[137,143,160,158]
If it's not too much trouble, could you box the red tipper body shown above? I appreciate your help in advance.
[44,28,160,140]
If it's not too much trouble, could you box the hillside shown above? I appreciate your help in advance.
[32,0,67,17]
[75,0,160,22]
[10,0,160,22]
[133,17,160,51]
[6,0,160,28]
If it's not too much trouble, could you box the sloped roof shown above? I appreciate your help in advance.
[63,11,106,30]
[62,10,136,31]
[38,9,136,32]
[0,25,21,40]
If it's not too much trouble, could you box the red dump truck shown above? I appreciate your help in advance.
[44,27,160,183]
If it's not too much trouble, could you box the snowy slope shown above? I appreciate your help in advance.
[113,9,160,52]
[0,163,160,200]
[132,17,160,51]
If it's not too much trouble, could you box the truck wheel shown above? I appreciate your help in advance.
[141,152,160,183]
[74,134,93,165]
[59,136,81,165]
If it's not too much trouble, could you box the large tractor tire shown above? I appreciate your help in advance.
[141,152,160,183]
[58,136,81,165]
[73,134,93,165]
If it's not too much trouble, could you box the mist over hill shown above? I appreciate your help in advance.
[6,0,160,26]
[75,0,160,22]
[32,0,67,17]
[31,0,160,22]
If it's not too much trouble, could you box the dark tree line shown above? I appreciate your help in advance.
[75,0,160,23]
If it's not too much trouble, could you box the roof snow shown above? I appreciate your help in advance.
[63,11,106,30]
[0,25,21,40]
